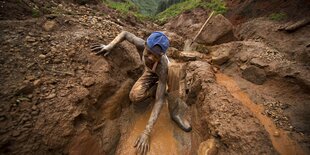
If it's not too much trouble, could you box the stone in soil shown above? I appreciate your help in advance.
[16,83,35,95]
[250,58,269,68]
[45,93,56,99]
[211,50,230,65]
[242,65,267,85]
[43,20,57,32]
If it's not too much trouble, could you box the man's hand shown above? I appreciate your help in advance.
[134,132,150,155]
[90,44,111,56]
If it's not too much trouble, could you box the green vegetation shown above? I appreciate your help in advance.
[156,0,201,23]
[205,0,227,14]
[156,0,227,24]
[102,0,149,20]
[103,0,137,13]
[131,0,158,16]
[102,0,227,23]
[269,12,287,21]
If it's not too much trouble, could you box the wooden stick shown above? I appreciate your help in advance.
[284,18,310,32]
[191,11,215,45]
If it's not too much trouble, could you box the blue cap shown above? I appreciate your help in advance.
[146,31,170,54]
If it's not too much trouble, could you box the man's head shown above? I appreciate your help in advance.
[146,31,170,56]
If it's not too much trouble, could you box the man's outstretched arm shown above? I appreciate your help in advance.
[134,61,168,155]
[91,31,145,56]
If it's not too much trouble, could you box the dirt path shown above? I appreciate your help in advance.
[116,102,191,155]
[216,72,305,155]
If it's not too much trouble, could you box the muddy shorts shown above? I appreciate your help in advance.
[129,63,185,104]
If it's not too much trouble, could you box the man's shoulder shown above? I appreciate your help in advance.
[161,54,170,65]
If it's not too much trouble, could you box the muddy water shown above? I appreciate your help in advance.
[116,103,182,155]
[216,73,305,155]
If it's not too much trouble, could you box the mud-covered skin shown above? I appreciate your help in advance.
[91,31,168,155]
[91,31,145,56]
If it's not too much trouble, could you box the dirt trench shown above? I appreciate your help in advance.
[68,59,308,155]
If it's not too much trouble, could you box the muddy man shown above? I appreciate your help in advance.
[91,31,191,155]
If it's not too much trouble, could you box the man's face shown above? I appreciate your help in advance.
[145,45,163,62]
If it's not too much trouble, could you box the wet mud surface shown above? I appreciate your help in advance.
[116,103,189,155]
[216,73,305,155]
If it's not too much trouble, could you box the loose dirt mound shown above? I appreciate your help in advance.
[0,0,102,20]
[0,2,146,154]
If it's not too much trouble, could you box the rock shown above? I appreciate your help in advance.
[16,83,35,95]
[26,75,36,81]
[198,138,218,155]
[240,65,247,70]
[31,105,38,111]
[33,79,41,86]
[39,54,46,59]
[54,58,62,63]
[24,123,32,128]
[180,51,207,61]
[0,115,6,122]
[45,93,56,99]
[43,20,57,31]
[273,131,280,137]
[68,50,76,57]
[81,77,95,87]
[242,65,267,85]
[51,47,57,52]
[250,58,268,68]
[197,14,235,45]
[31,110,39,116]
[163,31,184,49]
[25,36,36,42]
[169,50,207,61]
[12,130,21,137]
[211,50,230,65]
[239,55,248,62]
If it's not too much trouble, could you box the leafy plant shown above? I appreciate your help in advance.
[269,12,287,21]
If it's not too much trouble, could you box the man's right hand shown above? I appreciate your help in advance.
[134,132,150,155]
[90,44,111,56]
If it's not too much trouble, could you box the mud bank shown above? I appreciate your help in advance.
[216,73,305,155]
[185,61,277,154]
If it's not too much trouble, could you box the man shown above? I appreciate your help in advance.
[91,31,191,155]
